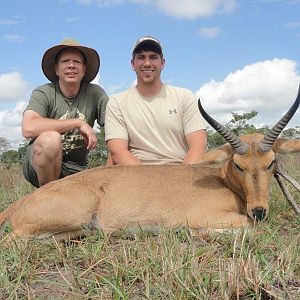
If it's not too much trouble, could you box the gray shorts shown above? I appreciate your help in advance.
[23,143,86,188]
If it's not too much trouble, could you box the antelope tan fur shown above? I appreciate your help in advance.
[1,87,300,241]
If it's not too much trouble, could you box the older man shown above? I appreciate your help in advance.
[22,39,108,187]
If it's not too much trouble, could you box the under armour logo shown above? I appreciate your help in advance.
[169,109,177,115]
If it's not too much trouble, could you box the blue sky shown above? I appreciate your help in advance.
[1,0,300,149]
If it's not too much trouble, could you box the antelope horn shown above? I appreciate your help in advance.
[259,84,300,152]
[198,99,248,155]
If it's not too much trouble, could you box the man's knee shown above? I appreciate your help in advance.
[33,131,62,156]
[36,131,61,147]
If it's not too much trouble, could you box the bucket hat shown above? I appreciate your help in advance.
[42,38,100,83]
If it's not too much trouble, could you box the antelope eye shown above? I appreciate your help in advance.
[267,160,275,170]
[234,162,244,172]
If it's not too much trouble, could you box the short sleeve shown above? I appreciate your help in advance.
[182,90,207,135]
[25,88,50,117]
[104,96,129,141]
[94,85,109,127]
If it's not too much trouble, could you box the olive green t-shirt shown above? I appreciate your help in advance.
[25,82,108,166]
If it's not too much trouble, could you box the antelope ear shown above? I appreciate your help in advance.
[198,144,232,168]
[273,138,300,154]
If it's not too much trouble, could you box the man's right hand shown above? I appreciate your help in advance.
[77,121,97,150]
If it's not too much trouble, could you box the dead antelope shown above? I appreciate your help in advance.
[1,87,300,241]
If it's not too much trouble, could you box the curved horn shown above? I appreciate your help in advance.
[259,84,300,152]
[198,99,248,155]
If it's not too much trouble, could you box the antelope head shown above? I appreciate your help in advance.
[198,85,300,221]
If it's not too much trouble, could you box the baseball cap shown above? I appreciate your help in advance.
[132,36,163,57]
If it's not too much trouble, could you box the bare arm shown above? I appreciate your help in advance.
[22,110,97,150]
[182,130,207,164]
[107,138,142,165]
[105,152,113,166]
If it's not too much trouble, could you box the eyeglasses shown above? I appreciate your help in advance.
[58,59,84,67]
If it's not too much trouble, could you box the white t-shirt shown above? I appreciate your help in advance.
[105,84,206,164]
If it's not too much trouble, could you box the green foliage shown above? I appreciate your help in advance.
[207,110,270,149]
[0,139,30,167]
[0,129,108,169]
[17,140,30,163]
[206,129,227,149]
[88,128,108,168]
[0,150,19,164]
[230,110,259,135]
[281,126,300,139]
[207,110,300,150]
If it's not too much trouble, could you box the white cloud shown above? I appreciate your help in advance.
[198,26,221,38]
[74,0,124,6]
[0,71,29,102]
[0,16,26,25]
[0,71,30,148]
[196,58,300,127]
[3,34,27,42]
[0,19,20,25]
[252,0,300,4]
[95,0,124,6]
[91,73,106,89]
[0,101,27,149]
[75,0,94,4]
[284,21,300,28]
[130,79,137,87]
[91,73,101,85]
[70,0,237,19]
[107,83,127,95]
[153,0,236,19]
[91,73,119,93]
[66,16,84,23]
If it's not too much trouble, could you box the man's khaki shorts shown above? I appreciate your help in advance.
[22,143,86,188]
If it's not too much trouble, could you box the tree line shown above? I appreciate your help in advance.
[1,110,299,167]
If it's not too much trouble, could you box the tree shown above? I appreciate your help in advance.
[281,126,300,139]
[229,110,258,136]
[207,110,270,149]
[0,149,19,166]
[206,129,227,149]
[17,140,30,163]
[0,137,10,154]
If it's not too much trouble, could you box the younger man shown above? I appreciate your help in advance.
[105,36,207,165]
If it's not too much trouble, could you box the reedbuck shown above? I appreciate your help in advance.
[1,87,300,241]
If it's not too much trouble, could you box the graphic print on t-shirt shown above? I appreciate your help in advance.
[59,109,86,155]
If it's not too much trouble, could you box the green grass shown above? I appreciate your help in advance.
[0,158,299,299]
